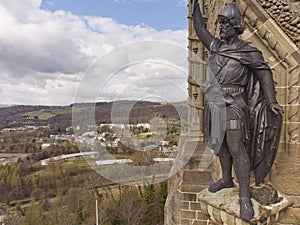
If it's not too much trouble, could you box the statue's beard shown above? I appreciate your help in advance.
[220,26,236,39]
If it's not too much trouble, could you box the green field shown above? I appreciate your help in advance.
[137,132,153,139]
[24,108,71,120]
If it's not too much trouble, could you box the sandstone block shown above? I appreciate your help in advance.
[181,210,196,219]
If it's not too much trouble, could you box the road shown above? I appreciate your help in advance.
[0,153,30,165]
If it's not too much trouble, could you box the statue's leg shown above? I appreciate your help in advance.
[208,140,234,193]
[226,128,254,221]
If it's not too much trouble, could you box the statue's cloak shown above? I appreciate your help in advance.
[246,73,283,185]
[205,39,283,185]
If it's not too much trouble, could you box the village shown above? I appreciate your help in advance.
[0,122,179,167]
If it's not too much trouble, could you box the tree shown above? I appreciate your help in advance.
[24,202,45,225]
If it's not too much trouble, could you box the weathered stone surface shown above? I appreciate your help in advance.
[183,170,214,185]
[278,207,300,224]
[182,193,197,202]
[181,218,192,225]
[270,145,300,196]
[164,172,182,225]
[192,220,213,225]
[257,0,300,47]
[196,211,210,220]
[181,201,190,210]
[190,202,202,211]
[181,210,196,219]
[286,195,300,207]
[251,183,282,205]
[180,183,208,193]
[198,187,291,224]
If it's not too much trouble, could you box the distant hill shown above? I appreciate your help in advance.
[0,104,15,108]
[0,101,188,130]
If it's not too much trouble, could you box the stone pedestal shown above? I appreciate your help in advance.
[197,187,292,225]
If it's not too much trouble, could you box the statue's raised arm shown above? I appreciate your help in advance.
[191,0,214,49]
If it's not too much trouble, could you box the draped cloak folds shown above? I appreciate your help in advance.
[204,38,283,185]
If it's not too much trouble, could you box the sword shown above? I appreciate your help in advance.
[191,0,197,16]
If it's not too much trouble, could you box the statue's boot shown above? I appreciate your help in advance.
[209,142,234,193]
[240,197,254,221]
[226,128,254,221]
[208,179,234,193]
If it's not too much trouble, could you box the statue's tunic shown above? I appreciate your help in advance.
[203,38,283,184]
[204,38,271,151]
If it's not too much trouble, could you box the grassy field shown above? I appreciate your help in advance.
[137,132,153,139]
[24,107,71,120]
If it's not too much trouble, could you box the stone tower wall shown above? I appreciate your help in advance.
[165,0,300,224]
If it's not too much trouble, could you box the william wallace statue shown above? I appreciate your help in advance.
[192,0,283,221]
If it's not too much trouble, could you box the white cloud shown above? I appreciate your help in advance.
[113,0,188,7]
[177,0,188,7]
[0,0,189,105]
[113,0,154,3]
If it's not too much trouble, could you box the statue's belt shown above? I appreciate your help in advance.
[220,85,244,96]
[221,85,246,107]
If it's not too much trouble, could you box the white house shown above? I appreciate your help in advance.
[41,143,52,149]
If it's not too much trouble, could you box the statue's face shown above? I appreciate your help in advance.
[218,16,236,40]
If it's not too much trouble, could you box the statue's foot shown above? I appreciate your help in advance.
[208,179,234,193]
[240,197,254,222]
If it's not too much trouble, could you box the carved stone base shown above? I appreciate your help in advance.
[198,186,291,225]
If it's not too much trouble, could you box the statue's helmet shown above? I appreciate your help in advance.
[218,3,244,34]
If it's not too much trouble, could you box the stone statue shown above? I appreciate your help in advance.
[192,0,283,221]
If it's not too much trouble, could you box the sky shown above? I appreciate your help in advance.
[42,0,188,30]
[0,0,190,105]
